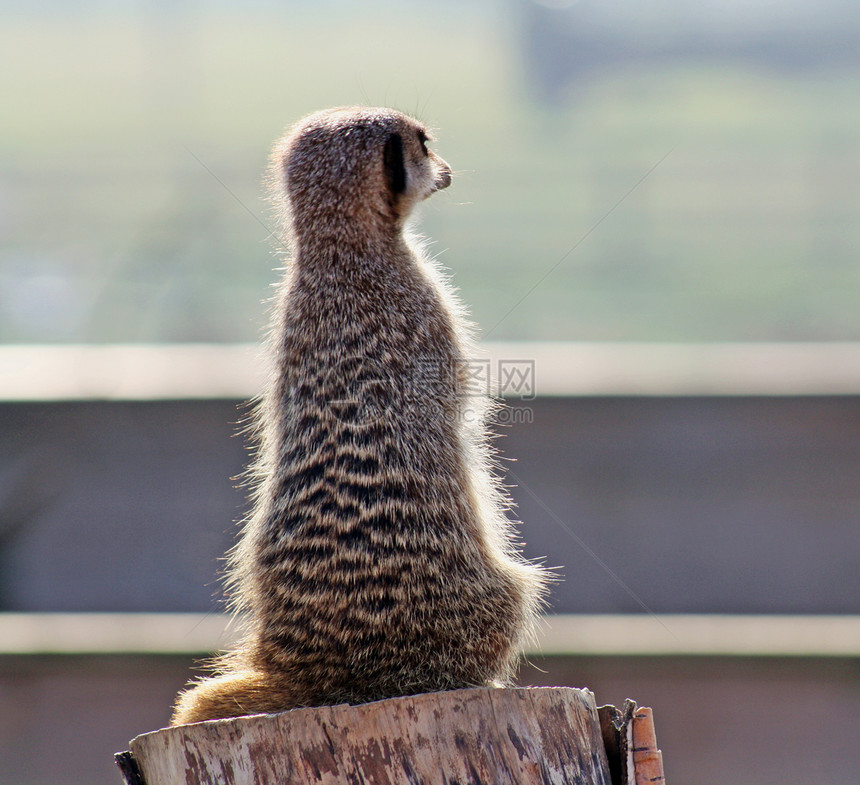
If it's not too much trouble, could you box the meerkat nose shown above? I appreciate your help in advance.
[434,165,452,191]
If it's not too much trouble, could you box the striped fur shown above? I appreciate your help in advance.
[171,107,548,725]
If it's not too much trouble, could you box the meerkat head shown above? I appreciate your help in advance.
[271,107,452,245]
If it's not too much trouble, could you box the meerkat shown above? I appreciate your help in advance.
[171,106,548,725]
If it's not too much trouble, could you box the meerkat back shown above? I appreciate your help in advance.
[171,107,548,725]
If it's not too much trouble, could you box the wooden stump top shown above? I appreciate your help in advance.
[118,687,664,785]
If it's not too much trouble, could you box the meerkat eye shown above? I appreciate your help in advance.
[417,131,429,157]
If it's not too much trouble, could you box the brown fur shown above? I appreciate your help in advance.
[171,107,548,725]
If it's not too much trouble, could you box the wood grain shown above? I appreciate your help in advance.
[126,687,613,785]
[631,706,665,785]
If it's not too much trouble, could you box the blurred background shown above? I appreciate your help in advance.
[1,1,859,784]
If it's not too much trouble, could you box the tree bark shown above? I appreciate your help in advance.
[117,687,662,785]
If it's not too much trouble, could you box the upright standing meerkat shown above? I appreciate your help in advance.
[171,106,548,725]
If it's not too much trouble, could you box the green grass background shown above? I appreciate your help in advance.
[1,5,858,343]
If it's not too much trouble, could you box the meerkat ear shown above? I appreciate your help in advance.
[383,133,407,195]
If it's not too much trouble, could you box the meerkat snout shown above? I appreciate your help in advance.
[432,162,452,192]
[423,142,452,194]
[384,126,452,206]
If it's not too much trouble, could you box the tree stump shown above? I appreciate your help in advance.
[116,687,664,785]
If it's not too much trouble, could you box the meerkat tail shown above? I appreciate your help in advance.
[171,670,296,725]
